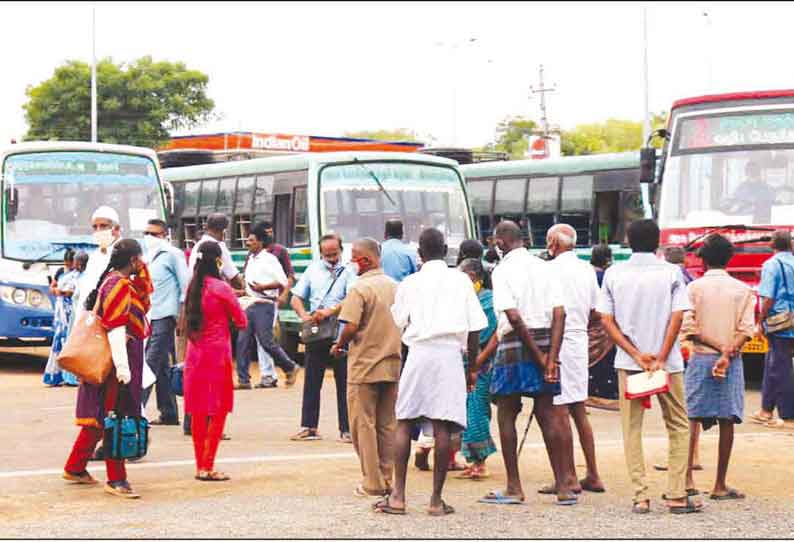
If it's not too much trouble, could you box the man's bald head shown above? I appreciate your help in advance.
[771,229,793,253]
[353,238,381,259]
[493,220,524,257]
[352,237,381,275]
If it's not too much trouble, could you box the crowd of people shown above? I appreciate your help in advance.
[47,205,794,514]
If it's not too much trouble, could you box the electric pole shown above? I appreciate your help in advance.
[530,64,557,137]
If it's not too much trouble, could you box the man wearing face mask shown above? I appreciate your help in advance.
[141,219,189,426]
[75,206,123,319]
[290,233,357,442]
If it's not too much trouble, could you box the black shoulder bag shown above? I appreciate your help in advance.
[300,266,344,344]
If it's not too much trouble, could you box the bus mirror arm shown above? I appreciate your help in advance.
[164,180,175,215]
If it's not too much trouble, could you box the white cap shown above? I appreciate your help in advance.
[91,206,120,225]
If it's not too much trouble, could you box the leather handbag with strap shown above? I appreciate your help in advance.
[57,296,113,385]
[300,266,344,345]
[765,260,794,334]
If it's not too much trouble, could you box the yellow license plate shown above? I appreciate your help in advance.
[742,335,768,354]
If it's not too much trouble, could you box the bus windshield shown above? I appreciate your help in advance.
[320,162,471,264]
[2,151,164,261]
[659,110,794,228]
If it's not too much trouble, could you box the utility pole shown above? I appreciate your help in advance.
[642,6,650,144]
[530,64,556,137]
[90,5,97,142]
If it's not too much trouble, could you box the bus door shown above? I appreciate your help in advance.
[273,194,292,246]
[594,169,640,244]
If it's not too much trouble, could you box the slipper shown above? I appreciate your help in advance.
[373,498,406,515]
[662,488,700,499]
[538,484,582,495]
[196,471,230,482]
[579,479,606,493]
[428,500,455,516]
[354,484,387,498]
[470,467,490,481]
[710,488,745,501]
[750,412,775,424]
[632,500,651,514]
[668,495,704,514]
[656,463,703,471]
[456,467,476,479]
[556,493,578,506]
[478,489,524,505]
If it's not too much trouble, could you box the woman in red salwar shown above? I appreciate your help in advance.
[63,239,153,498]
[183,241,247,481]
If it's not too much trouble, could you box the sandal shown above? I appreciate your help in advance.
[478,489,525,505]
[710,487,745,501]
[196,470,230,481]
[662,488,700,499]
[373,497,406,515]
[632,499,650,514]
[556,492,578,506]
[538,484,582,495]
[668,495,704,514]
[471,465,490,480]
[750,411,774,424]
[456,466,476,479]
[428,500,455,516]
[579,479,606,493]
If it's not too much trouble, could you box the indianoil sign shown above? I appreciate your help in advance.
[251,134,310,152]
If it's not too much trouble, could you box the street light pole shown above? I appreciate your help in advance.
[436,37,477,147]
[90,5,97,143]
[642,6,650,144]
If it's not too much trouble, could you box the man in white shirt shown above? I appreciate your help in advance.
[543,224,605,494]
[235,222,298,389]
[75,206,122,316]
[376,228,487,517]
[480,220,579,506]
[187,213,244,291]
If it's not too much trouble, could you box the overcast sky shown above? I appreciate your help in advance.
[3,1,794,148]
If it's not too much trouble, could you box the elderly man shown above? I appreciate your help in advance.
[290,233,357,442]
[331,238,402,498]
[75,206,122,316]
[540,224,605,494]
[141,219,189,426]
[755,229,794,429]
[480,220,578,506]
[376,228,486,517]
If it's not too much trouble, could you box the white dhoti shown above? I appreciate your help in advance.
[395,342,467,431]
[554,330,589,406]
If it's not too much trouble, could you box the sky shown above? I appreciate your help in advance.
[3,1,794,148]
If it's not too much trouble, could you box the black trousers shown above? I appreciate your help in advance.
[300,340,349,433]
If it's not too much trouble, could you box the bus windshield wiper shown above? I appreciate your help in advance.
[21,241,97,270]
[683,224,775,252]
[353,159,397,207]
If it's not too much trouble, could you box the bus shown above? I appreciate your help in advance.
[163,151,475,354]
[640,89,794,359]
[460,152,646,260]
[0,142,168,347]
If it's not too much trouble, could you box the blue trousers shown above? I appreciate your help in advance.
[762,335,794,420]
[142,317,179,422]
[235,302,296,385]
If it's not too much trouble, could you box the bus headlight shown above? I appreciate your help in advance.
[0,286,52,310]
[12,288,26,305]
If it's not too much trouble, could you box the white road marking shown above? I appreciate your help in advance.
[0,431,785,481]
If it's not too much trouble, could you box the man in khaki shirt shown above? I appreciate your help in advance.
[332,238,402,497]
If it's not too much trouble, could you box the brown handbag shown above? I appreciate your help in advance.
[57,299,113,386]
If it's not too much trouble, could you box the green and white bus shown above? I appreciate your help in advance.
[163,151,475,352]
[460,151,646,260]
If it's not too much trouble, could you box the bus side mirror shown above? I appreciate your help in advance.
[640,147,657,183]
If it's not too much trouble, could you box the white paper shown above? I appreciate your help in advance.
[142,360,157,389]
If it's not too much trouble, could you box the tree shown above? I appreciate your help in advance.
[344,128,420,142]
[23,56,215,148]
[560,113,667,156]
[483,117,537,160]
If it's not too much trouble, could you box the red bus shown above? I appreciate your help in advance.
[641,90,794,359]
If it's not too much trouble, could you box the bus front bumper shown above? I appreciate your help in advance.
[0,302,54,347]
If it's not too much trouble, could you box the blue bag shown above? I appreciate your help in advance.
[169,363,184,397]
[103,386,149,461]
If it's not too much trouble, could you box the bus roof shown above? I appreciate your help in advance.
[459,151,640,179]
[0,141,160,162]
[162,151,461,182]
[671,90,794,111]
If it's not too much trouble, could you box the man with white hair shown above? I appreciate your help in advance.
[542,223,606,494]
[75,206,122,317]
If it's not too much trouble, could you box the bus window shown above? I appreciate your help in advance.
[273,194,292,246]
[527,177,559,247]
[216,177,236,214]
[234,176,255,249]
[560,175,593,246]
[181,181,201,248]
[293,186,309,246]
[467,179,494,242]
[198,179,219,217]
[494,178,527,238]
[254,175,274,220]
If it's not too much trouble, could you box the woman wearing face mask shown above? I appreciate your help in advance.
[183,241,247,481]
[43,249,79,387]
[62,239,153,498]
[457,258,499,480]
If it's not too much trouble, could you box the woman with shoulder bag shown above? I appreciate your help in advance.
[183,241,248,481]
[62,239,153,498]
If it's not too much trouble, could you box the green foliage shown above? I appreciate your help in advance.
[344,128,420,142]
[560,113,667,156]
[23,56,215,148]
[483,116,537,160]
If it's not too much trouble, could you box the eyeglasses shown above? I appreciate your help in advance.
[144,231,166,238]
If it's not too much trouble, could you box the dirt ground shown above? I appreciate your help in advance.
[1,347,793,538]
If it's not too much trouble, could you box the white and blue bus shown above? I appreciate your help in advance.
[0,142,169,346]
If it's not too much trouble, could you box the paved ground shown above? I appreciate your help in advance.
[1,348,793,538]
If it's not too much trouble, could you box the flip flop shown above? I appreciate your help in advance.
[373,498,406,515]
[750,412,774,424]
[579,479,606,493]
[538,484,582,495]
[662,488,700,499]
[668,495,704,514]
[710,488,745,501]
[556,493,578,506]
[196,471,230,482]
[632,500,651,514]
[428,500,455,516]
[456,467,476,479]
[478,489,524,505]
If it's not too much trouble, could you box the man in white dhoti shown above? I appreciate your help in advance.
[540,224,605,494]
[375,228,487,517]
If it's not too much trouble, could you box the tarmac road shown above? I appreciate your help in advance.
[1,347,793,538]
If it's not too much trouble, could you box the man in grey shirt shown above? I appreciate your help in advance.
[598,219,701,515]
